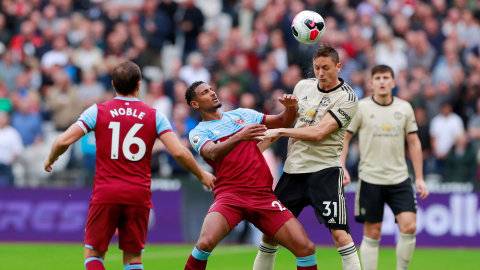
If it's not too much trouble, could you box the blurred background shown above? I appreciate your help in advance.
[0,0,479,263]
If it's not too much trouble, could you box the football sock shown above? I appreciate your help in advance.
[296,254,317,270]
[84,257,105,270]
[337,242,361,270]
[253,241,278,270]
[184,246,211,270]
[124,263,143,270]
[396,233,416,270]
[360,236,380,270]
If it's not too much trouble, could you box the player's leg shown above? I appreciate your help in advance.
[386,179,418,270]
[84,204,121,270]
[185,200,243,270]
[360,222,382,270]
[253,173,308,270]
[273,218,317,270]
[118,205,151,270]
[309,168,360,270]
[355,179,385,270]
[249,193,316,270]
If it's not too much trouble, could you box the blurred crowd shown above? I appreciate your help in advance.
[0,0,479,188]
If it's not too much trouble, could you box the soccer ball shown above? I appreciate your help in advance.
[291,10,326,45]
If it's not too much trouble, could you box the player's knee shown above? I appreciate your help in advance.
[332,230,352,246]
[364,224,382,240]
[293,239,316,257]
[399,222,416,234]
[196,236,217,252]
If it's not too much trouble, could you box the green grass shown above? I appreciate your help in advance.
[1,243,478,269]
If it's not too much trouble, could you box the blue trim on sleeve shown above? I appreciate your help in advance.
[296,254,317,267]
[192,246,211,261]
[156,110,173,135]
[78,104,98,130]
[239,108,264,124]
[124,263,144,270]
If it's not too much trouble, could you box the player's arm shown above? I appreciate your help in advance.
[44,123,85,172]
[340,131,354,185]
[407,132,429,199]
[159,131,215,189]
[270,112,340,141]
[201,124,267,161]
[263,94,298,129]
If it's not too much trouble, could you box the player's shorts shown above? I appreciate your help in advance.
[274,167,349,232]
[84,203,150,253]
[208,191,294,237]
[355,178,417,223]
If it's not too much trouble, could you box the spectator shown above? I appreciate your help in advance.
[45,71,82,131]
[177,0,205,60]
[430,102,465,176]
[0,111,23,187]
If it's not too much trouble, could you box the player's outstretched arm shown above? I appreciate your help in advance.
[265,112,339,142]
[264,94,298,129]
[159,131,215,189]
[407,132,429,199]
[44,123,85,172]
[201,124,267,161]
[340,131,354,186]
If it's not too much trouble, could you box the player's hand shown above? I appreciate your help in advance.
[236,124,267,141]
[264,129,282,142]
[44,158,55,172]
[278,94,298,108]
[200,171,215,190]
[342,166,351,186]
[415,179,429,199]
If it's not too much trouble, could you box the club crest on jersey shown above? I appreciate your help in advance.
[394,111,403,120]
[192,135,200,145]
[320,96,331,106]
[235,118,245,125]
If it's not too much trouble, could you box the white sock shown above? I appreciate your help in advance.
[360,236,380,270]
[396,233,416,270]
[253,241,278,270]
[337,242,361,270]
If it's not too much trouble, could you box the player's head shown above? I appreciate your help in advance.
[370,64,395,97]
[312,45,341,88]
[111,61,142,96]
[185,81,221,112]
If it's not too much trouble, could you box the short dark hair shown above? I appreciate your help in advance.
[371,64,395,78]
[313,45,339,63]
[185,81,205,106]
[111,61,142,95]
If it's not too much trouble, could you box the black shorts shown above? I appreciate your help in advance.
[274,167,349,232]
[355,178,417,223]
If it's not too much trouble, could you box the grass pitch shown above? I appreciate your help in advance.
[1,243,478,269]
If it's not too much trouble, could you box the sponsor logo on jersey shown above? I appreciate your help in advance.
[337,108,351,122]
[320,96,331,106]
[328,218,336,224]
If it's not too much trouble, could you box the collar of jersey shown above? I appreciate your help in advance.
[317,78,344,93]
[114,96,141,101]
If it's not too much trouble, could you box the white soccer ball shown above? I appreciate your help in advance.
[291,10,326,45]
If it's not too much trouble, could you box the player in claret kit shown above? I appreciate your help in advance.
[183,81,318,270]
[44,61,215,270]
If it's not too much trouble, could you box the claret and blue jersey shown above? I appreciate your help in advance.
[76,96,172,207]
[188,108,274,195]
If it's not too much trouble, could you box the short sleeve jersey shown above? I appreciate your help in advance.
[77,96,172,207]
[284,78,358,174]
[347,97,418,185]
[188,108,272,195]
